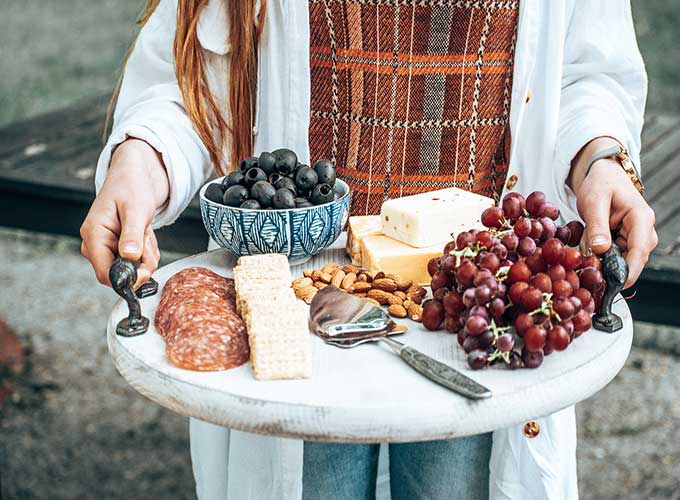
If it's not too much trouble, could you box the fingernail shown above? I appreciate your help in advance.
[122,242,139,254]
[591,236,608,246]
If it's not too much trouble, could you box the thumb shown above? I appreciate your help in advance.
[118,202,151,261]
[579,192,612,255]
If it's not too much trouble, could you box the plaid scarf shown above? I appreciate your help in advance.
[309,0,519,215]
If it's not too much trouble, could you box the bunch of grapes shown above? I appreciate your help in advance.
[421,191,606,370]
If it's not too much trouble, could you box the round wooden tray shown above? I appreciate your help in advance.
[107,243,633,443]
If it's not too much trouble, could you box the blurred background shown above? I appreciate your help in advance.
[1,1,679,499]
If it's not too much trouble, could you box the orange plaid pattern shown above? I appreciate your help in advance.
[308,0,519,215]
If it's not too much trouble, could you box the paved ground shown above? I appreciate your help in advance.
[0,228,678,500]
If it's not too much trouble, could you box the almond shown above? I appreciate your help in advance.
[396,278,413,291]
[297,286,318,304]
[406,292,423,305]
[314,281,328,290]
[322,263,339,274]
[342,264,359,275]
[292,277,313,290]
[394,290,407,301]
[406,302,423,322]
[367,289,392,305]
[365,270,385,281]
[341,272,357,290]
[406,284,427,297]
[331,269,346,288]
[372,278,398,293]
[318,271,333,284]
[303,269,314,278]
[403,299,414,310]
[351,281,373,293]
[357,273,369,282]
[363,297,381,307]
[386,293,403,306]
[387,304,408,318]
[354,292,368,298]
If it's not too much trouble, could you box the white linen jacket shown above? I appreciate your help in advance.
[96,1,647,499]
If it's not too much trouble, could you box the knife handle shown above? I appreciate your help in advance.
[387,341,492,400]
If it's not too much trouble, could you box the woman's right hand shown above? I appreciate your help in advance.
[80,139,169,288]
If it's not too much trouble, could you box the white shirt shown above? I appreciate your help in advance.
[96,1,646,498]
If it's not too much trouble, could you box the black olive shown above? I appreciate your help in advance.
[293,162,308,179]
[274,176,298,196]
[272,148,298,176]
[240,199,261,210]
[294,196,307,205]
[244,167,267,188]
[205,183,225,204]
[309,183,335,205]
[271,188,295,209]
[223,185,249,207]
[250,180,277,208]
[238,156,259,174]
[296,200,314,208]
[268,172,282,185]
[313,159,336,187]
[222,171,245,189]
[295,166,318,192]
[258,152,277,176]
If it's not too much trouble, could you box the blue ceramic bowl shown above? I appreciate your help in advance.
[199,178,350,264]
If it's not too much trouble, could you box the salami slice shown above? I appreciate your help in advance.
[154,267,248,371]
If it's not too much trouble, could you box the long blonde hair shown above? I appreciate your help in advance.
[106,0,266,174]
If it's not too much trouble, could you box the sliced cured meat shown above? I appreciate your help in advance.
[154,267,248,371]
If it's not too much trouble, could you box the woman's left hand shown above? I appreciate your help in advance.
[570,144,658,289]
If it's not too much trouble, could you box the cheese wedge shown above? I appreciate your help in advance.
[380,188,494,248]
[345,215,382,265]
[360,234,441,286]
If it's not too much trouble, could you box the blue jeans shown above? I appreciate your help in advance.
[302,433,492,500]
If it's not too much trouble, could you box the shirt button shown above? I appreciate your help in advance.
[506,174,518,190]
[524,421,540,438]
[525,91,531,103]
[252,126,259,136]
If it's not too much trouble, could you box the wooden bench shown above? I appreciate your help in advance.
[0,95,678,324]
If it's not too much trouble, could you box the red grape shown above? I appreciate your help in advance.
[468,350,488,370]
[422,300,445,331]
[475,230,495,249]
[562,319,575,338]
[491,243,508,261]
[584,298,596,314]
[433,287,449,302]
[470,305,491,321]
[514,217,532,237]
[502,196,523,221]
[496,283,507,299]
[561,247,583,270]
[539,217,557,240]
[547,325,570,351]
[524,325,547,352]
[479,252,501,274]
[427,257,442,277]
[565,270,580,290]
[531,273,553,293]
[547,264,566,282]
[540,202,560,220]
[520,286,543,311]
[508,261,532,283]
[475,285,492,305]
[508,281,528,304]
[465,315,489,336]
[445,314,461,333]
[481,206,504,229]
[553,297,575,320]
[457,330,467,346]
[522,348,544,368]
[552,279,573,298]
[456,260,478,287]
[463,335,481,353]
[569,296,583,312]
[573,288,591,307]
[514,312,534,334]
[566,220,585,246]
[431,271,452,291]
[477,330,494,348]
[442,291,465,315]
[439,253,455,274]
[505,192,526,210]
[556,226,571,245]
[496,333,515,352]
[473,270,494,287]
[444,240,457,254]
[518,237,537,256]
[525,251,547,274]
[462,288,476,308]
[456,231,474,250]
[542,238,565,265]
[580,267,604,291]
[582,255,602,271]
[508,351,523,369]
[529,220,544,239]
[490,297,506,318]
[526,191,547,217]
[572,309,592,335]
[501,232,519,251]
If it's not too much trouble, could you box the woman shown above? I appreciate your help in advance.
[81,0,657,498]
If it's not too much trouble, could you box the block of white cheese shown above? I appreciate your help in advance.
[346,215,382,265]
[380,188,494,248]
[360,234,441,286]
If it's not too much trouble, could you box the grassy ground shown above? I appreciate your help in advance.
[0,0,679,128]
